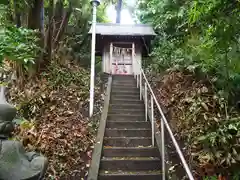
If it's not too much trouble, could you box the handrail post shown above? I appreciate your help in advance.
[144,82,147,121]
[151,95,154,146]
[137,74,139,88]
[140,73,142,100]
[161,118,165,180]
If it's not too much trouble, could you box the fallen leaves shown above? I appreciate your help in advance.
[150,69,239,178]
[7,61,104,179]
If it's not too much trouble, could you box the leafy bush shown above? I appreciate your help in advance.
[0,5,40,75]
[0,26,40,68]
[137,0,240,100]
[195,117,240,166]
[137,0,240,177]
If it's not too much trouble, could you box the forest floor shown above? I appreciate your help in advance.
[6,58,103,180]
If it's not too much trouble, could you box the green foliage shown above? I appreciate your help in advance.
[0,26,40,66]
[203,176,218,180]
[195,117,240,166]
[0,0,8,5]
[137,0,240,100]
[137,0,240,176]
[45,61,90,92]
[0,5,40,71]
[0,4,7,25]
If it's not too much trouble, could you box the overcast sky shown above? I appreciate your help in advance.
[106,0,136,24]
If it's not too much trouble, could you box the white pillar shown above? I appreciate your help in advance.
[110,43,113,74]
[89,0,100,118]
[132,42,135,75]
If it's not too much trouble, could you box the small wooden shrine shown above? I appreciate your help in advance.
[89,23,156,75]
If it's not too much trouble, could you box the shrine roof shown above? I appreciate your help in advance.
[89,23,156,37]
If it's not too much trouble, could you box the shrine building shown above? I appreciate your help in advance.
[89,23,156,75]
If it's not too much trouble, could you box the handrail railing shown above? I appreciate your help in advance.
[134,63,194,180]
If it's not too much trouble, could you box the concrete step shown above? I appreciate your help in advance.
[99,171,162,180]
[112,83,137,88]
[109,103,144,110]
[111,94,140,100]
[107,114,145,121]
[111,90,139,96]
[113,75,134,78]
[104,137,152,147]
[100,157,161,171]
[110,99,143,104]
[112,80,136,84]
[108,108,144,115]
[111,86,138,91]
[103,147,159,157]
[112,79,135,82]
[105,129,151,137]
[106,121,150,129]
[109,106,144,111]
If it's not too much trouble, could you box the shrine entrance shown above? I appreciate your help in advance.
[111,43,133,75]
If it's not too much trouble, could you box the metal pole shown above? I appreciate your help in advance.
[161,118,165,180]
[89,1,99,117]
[145,82,147,121]
[137,74,139,88]
[140,73,142,100]
[132,42,136,78]
[151,95,154,146]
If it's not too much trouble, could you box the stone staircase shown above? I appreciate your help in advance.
[98,75,162,180]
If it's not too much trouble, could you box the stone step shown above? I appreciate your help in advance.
[111,86,138,91]
[112,81,136,85]
[105,129,151,137]
[108,109,144,116]
[112,79,136,83]
[99,171,162,180]
[107,114,145,121]
[111,90,139,96]
[109,103,144,110]
[112,75,134,79]
[106,121,150,129]
[100,157,161,171]
[111,94,140,100]
[108,107,144,112]
[113,74,134,77]
[110,99,143,104]
[104,137,152,147]
[109,107,144,112]
[103,147,159,157]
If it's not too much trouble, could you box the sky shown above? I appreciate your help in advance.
[106,3,135,24]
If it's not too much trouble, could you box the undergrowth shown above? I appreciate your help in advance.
[152,69,240,178]
[4,56,103,179]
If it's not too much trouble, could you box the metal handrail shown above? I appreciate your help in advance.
[135,64,194,180]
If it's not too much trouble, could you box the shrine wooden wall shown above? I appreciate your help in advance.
[102,42,142,75]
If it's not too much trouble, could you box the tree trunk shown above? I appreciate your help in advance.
[28,0,42,30]
[13,0,21,27]
[47,0,54,62]
[53,2,72,49]
[54,0,64,33]
[40,0,44,35]
[116,0,122,23]
[6,0,14,22]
